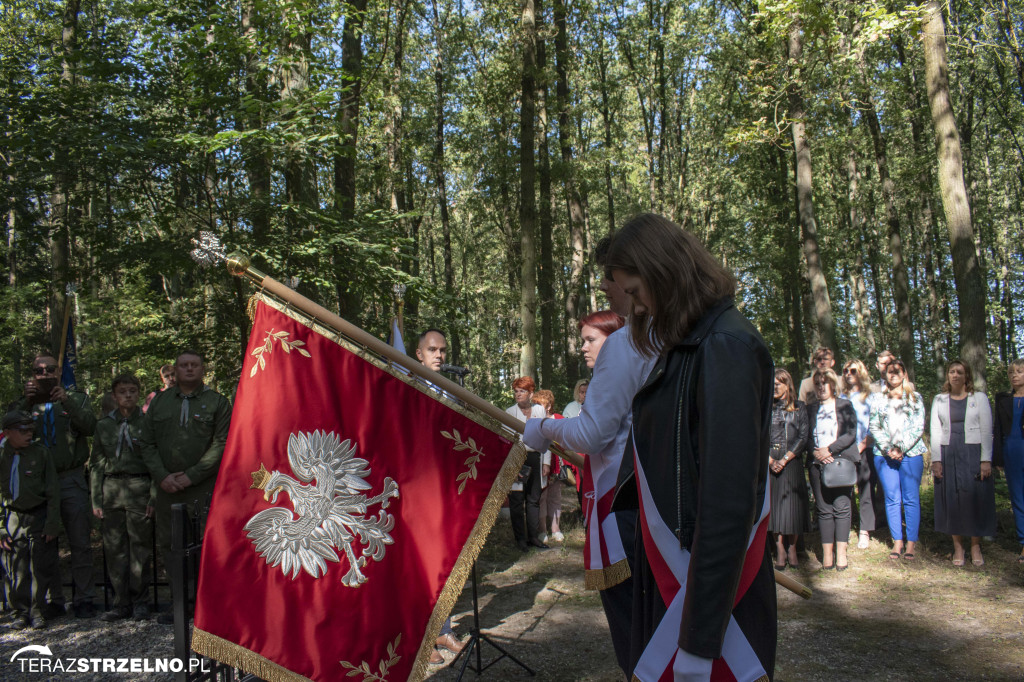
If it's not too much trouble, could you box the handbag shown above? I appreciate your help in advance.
[821,457,857,488]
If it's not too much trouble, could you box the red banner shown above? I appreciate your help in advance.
[192,296,525,681]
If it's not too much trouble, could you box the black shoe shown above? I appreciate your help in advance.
[73,602,97,619]
[30,616,48,630]
[528,540,550,550]
[42,603,66,619]
[516,541,529,551]
[132,604,151,621]
[6,617,30,631]
[156,612,175,625]
[99,607,131,622]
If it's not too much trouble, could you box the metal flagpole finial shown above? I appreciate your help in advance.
[64,283,77,297]
[190,231,227,267]
[392,283,406,301]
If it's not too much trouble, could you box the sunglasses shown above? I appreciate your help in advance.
[33,365,58,375]
[843,368,857,374]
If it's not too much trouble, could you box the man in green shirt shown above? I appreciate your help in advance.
[140,350,231,559]
[14,353,97,619]
[90,374,155,622]
[1,410,61,629]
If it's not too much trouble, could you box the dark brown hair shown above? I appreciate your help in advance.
[577,310,625,337]
[604,214,735,357]
[774,368,798,412]
[941,360,975,395]
[111,374,141,392]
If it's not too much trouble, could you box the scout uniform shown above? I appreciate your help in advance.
[15,389,97,614]
[1,417,61,627]
[140,384,231,553]
[91,406,154,619]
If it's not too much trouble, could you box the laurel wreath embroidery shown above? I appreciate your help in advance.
[249,328,311,377]
[442,429,485,494]
[340,634,401,681]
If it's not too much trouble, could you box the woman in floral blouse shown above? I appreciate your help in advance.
[869,358,928,560]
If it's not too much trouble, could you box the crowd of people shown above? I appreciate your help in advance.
[3,211,1021,682]
[768,348,1024,572]
[1,350,231,630]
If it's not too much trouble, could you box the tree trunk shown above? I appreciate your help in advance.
[554,0,585,388]
[847,149,876,354]
[856,53,914,375]
[921,0,988,389]
[49,0,80,354]
[788,19,835,351]
[535,0,554,385]
[241,0,271,254]
[430,0,457,363]
[596,28,615,234]
[519,0,538,380]
[333,0,369,317]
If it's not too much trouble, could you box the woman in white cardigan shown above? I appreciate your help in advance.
[930,360,996,566]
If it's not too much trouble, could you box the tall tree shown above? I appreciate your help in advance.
[921,0,988,388]
[519,0,538,379]
[787,17,835,352]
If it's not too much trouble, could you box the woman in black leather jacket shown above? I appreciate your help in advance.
[769,369,809,570]
[606,214,775,682]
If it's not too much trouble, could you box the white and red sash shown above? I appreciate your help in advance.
[581,451,631,590]
[632,437,770,682]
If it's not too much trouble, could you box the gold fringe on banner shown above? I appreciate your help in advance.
[584,558,632,591]
[192,628,312,682]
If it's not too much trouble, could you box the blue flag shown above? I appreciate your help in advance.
[61,318,77,390]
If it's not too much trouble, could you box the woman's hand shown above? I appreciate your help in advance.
[979,461,992,480]
[931,461,943,479]
[814,446,833,464]
[770,454,792,474]
[888,446,903,461]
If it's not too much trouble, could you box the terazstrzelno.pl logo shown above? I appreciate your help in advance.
[10,645,212,674]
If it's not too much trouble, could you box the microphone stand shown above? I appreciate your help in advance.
[444,366,533,678]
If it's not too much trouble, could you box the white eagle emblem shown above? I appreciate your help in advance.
[245,430,400,587]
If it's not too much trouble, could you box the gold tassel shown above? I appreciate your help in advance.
[191,628,313,682]
[584,558,632,591]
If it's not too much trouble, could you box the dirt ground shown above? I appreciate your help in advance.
[3,483,1024,681]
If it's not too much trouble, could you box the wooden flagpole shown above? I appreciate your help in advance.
[55,284,74,370]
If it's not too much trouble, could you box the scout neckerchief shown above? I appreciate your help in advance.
[42,403,56,448]
[179,386,202,427]
[109,409,135,459]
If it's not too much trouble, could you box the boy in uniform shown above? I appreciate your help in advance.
[0,410,60,629]
[90,374,154,621]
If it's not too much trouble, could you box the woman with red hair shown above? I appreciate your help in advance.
[506,376,549,550]
[525,299,656,676]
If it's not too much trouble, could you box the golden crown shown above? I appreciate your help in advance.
[250,463,271,490]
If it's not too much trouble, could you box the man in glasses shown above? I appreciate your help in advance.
[12,353,98,619]
[0,410,60,629]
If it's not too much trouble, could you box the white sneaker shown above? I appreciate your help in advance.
[857,532,869,549]
[539,534,548,543]
[551,532,564,542]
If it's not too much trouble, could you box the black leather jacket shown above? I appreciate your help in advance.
[625,297,773,659]
[771,399,808,461]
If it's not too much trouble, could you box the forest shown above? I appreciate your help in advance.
[2,0,1022,407]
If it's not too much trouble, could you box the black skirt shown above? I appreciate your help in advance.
[768,458,810,535]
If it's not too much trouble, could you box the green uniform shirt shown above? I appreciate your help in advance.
[90,407,155,509]
[15,391,96,473]
[0,441,61,537]
[140,384,232,485]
